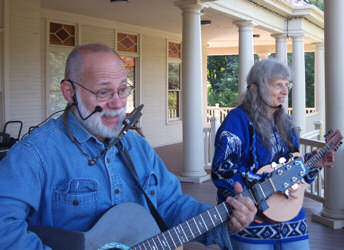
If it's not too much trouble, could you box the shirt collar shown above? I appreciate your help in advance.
[64,109,99,144]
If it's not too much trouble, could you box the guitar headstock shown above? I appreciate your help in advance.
[269,158,306,193]
[324,129,343,152]
[252,157,306,211]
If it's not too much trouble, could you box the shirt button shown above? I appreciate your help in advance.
[114,189,120,194]
[72,200,79,206]
[150,190,155,195]
[107,159,110,163]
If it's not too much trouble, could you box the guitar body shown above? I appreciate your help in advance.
[30,203,161,250]
[257,152,309,222]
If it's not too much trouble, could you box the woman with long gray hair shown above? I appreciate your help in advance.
[211,59,334,249]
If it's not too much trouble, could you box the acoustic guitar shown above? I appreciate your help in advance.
[255,129,342,222]
[29,140,336,250]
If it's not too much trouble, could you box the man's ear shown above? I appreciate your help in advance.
[60,80,75,104]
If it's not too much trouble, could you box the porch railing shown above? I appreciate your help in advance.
[203,117,217,170]
[202,117,326,203]
[287,107,316,116]
[207,105,317,124]
[168,105,317,123]
[207,104,233,124]
[299,137,326,203]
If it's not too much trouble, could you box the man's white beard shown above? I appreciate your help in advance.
[75,91,127,139]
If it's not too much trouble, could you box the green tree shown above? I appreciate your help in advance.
[308,0,324,11]
[305,52,315,107]
[207,55,239,107]
[208,53,315,108]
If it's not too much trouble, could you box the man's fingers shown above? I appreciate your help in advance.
[228,216,244,232]
[226,196,257,232]
[233,182,243,194]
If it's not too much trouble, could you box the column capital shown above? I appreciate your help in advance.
[174,0,204,12]
[233,20,257,29]
[288,31,304,38]
[271,33,287,39]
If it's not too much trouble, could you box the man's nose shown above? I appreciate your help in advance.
[107,93,125,108]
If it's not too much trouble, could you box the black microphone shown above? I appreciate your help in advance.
[72,94,103,120]
[78,105,103,120]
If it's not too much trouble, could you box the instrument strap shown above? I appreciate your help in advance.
[115,140,169,232]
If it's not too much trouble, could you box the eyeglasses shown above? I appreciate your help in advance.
[271,82,293,91]
[68,79,134,102]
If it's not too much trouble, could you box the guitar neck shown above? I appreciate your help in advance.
[305,144,331,170]
[132,190,254,249]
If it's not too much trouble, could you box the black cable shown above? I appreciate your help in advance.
[21,109,65,139]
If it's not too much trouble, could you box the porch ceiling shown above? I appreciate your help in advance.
[41,0,273,47]
[41,0,315,51]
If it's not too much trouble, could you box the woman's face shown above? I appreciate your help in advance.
[268,78,290,110]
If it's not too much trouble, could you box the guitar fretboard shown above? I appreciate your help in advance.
[132,191,254,249]
[305,144,331,170]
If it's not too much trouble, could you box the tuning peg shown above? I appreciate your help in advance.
[325,129,333,138]
[271,162,278,169]
[291,183,299,191]
[300,178,305,184]
[284,189,290,199]
[279,157,286,164]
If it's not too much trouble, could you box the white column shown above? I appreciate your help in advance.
[235,20,256,96]
[291,35,306,135]
[273,34,288,66]
[175,1,209,183]
[272,34,289,111]
[312,0,344,229]
[314,42,325,128]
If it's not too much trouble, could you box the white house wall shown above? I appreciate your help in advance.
[81,25,115,48]
[3,4,193,147]
[6,0,42,136]
[141,33,184,147]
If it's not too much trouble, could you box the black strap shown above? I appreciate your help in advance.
[115,140,169,232]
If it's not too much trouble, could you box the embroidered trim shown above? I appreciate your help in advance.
[236,220,308,241]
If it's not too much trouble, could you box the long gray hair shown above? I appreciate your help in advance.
[240,59,297,151]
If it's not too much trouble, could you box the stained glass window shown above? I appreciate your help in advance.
[50,22,75,46]
[117,33,137,53]
[168,42,181,58]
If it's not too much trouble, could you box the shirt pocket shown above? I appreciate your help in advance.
[143,172,158,206]
[52,178,98,231]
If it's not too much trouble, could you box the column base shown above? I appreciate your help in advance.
[177,174,210,183]
[312,212,344,229]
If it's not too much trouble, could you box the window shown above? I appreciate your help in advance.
[117,32,138,54]
[121,56,136,113]
[48,22,75,116]
[48,51,69,115]
[168,41,182,120]
[117,31,139,113]
[168,63,181,119]
[50,22,75,46]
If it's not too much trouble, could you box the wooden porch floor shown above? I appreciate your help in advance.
[154,143,344,250]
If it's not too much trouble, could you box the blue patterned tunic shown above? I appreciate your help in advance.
[211,107,320,244]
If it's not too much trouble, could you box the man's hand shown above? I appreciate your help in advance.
[226,182,257,232]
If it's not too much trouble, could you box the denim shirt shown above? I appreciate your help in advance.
[0,110,231,249]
